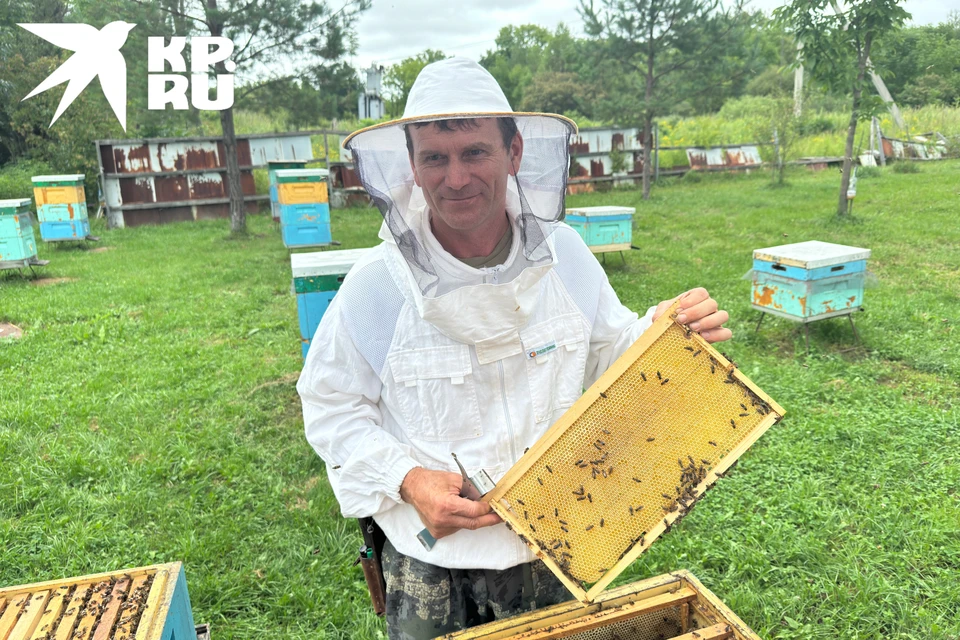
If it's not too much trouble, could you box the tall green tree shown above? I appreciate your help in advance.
[130,0,369,235]
[776,0,909,217]
[581,0,750,199]
[382,49,447,117]
[480,25,553,109]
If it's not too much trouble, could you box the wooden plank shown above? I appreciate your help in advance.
[53,584,91,640]
[588,243,631,254]
[509,588,698,639]
[0,566,164,601]
[133,568,169,640]
[7,590,49,640]
[0,594,30,640]
[679,572,763,640]
[29,586,70,640]
[113,574,149,640]
[71,582,113,640]
[92,577,130,640]
[671,623,735,640]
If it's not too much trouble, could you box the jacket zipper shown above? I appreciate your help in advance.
[497,360,518,462]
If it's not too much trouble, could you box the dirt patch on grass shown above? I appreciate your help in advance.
[31,277,78,287]
[0,323,23,339]
[89,246,114,253]
[247,371,300,396]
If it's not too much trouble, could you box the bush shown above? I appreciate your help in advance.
[891,160,921,173]
[857,165,882,179]
[680,169,703,184]
[0,159,54,200]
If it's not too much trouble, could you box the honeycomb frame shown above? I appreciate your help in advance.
[487,303,785,603]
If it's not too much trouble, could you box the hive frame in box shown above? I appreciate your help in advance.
[0,562,197,640]
[486,303,784,603]
[439,569,760,640]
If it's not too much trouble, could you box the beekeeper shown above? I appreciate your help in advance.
[298,57,731,639]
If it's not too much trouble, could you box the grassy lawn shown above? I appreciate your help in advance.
[1,161,958,639]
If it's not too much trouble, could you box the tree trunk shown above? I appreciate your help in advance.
[642,25,655,200]
[220,106,246,234]
[838,35,873,217]
[641,116,652,200]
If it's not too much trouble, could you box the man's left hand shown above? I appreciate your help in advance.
[652,287,732,343]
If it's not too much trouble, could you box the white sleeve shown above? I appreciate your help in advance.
[584,280,657,389]
[297,298,421,519]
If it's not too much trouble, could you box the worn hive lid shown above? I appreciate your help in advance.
[566,206,636,218]
[275,168,328,183]
[486,303,785,603]
[0,199,32,215]
[753,240,870,269]
[291,248,371,279]
[31,174,85,186]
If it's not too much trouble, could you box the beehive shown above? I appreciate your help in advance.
[565,206,634,254]
[487,304,784,603]
[32,175,90,242]
[440,570,759,640]
[267,160,308,222]
[275,169,331,248]
[291,248,370,358]
[751,241,870,322]
[0,199,38,263]
[0,562,196,640]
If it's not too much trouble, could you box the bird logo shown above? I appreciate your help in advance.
[18,21,137,130]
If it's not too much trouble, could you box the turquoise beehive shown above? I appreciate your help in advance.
[0,198,39,263]
[565,206,634,253]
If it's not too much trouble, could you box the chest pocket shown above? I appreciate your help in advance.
[388,345,484,442]
[520,313,587,424]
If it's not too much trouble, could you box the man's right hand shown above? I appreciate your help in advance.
[400,467,502,540]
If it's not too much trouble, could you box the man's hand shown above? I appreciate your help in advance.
[400,467,502,540]
[652,287,732,343]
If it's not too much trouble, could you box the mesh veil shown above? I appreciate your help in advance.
[347,115,574,297]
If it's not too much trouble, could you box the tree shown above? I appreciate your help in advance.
[580,0,749,200]
[382,49,447,117]
[775,0,909,217]
[129,0,369,235]
[480,25,553,109]
[519,71,588,114]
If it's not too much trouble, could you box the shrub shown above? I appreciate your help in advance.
[0,159,53,200]
[891,160,921,173]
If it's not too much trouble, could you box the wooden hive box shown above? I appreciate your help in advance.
[440,570,759,640]
[31,175,86,208]
[267,160,308,221]
[276,169,331,248]
[751,241,870,322]
[291,248,370,358]
[565,206,634,254]
[0,199,38,263]
[0,562,196,640]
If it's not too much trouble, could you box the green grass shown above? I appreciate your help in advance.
[1,162,959,639]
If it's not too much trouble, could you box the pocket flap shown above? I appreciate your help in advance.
[520,313,585,358]
[388,345,473,383]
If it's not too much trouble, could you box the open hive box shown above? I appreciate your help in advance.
[0,562,196,640]
[440,570,758,640]
[486,303,784,609]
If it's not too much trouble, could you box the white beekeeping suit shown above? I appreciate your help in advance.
[297,57,656,570]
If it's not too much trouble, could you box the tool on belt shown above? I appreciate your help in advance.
[354,517,387,616]
[417,453,496,551]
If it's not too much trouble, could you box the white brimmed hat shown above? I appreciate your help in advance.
[345,57,578,298]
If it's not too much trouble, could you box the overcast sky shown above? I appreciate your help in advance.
[351,0,960,71]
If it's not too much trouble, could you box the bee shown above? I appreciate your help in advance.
[566,541,571,549]
[574,459,583,466]
[702,459,711,465]
[598,567,608,573]
[730,419,737,429]
[586,524,594,531]
[629,506,634,515]
[553,541,562,549]
[517,498,525,506]
[662,493,673,500]
[524,447,530,454]
[684,346,694,352]
[708,440,717,447]
[538,477,544,485]
[587,493,593,503]
[601,470,607,478]
[608,466,614,476]
[664,518,669,526]
[559,519,568,525]
[661,378,670,385]
[594,442,603,451]
[561,526,569,533]
[555,508,559,517]
[641,372,647,382]
[600,518,605,527]
[597,439,606,447]
[537,514,545,520]
[710,363,716,374]
[688,455,696,466]
[602,429,611,435]
[562,552,573,559]
[739,412,749,417]
[546,465,553,474]
[647,437,655,442]
[657,371,662,380]
[632,477,642,483]
[724,379,735,384]
[693,350,701,357]
[577,496,586,501]
[530,524,536,532]
[740,403,748,411]
[524,511,529,520]
[599,391,608,399]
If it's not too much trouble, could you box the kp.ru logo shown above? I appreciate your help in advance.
[18,22,236,131]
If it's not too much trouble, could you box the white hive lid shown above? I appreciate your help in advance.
[274,168,329,179]
[565,206,636,217]
[31,174,85,182]
[0,198,32,208]
[291,248,371,278]
[753,240,871,269]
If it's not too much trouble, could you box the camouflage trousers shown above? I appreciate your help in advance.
[382,538,571,640]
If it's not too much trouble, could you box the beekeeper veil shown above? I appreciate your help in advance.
[343,57,577,344]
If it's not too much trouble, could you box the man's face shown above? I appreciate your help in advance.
[408,119,523,235]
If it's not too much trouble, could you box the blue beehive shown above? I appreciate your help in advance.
[565,206,634,253]
[291,248,370,358]
[268,160,308,222]
[752,241,870,322]
[0,198,38,263]
[276,169,331,248]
